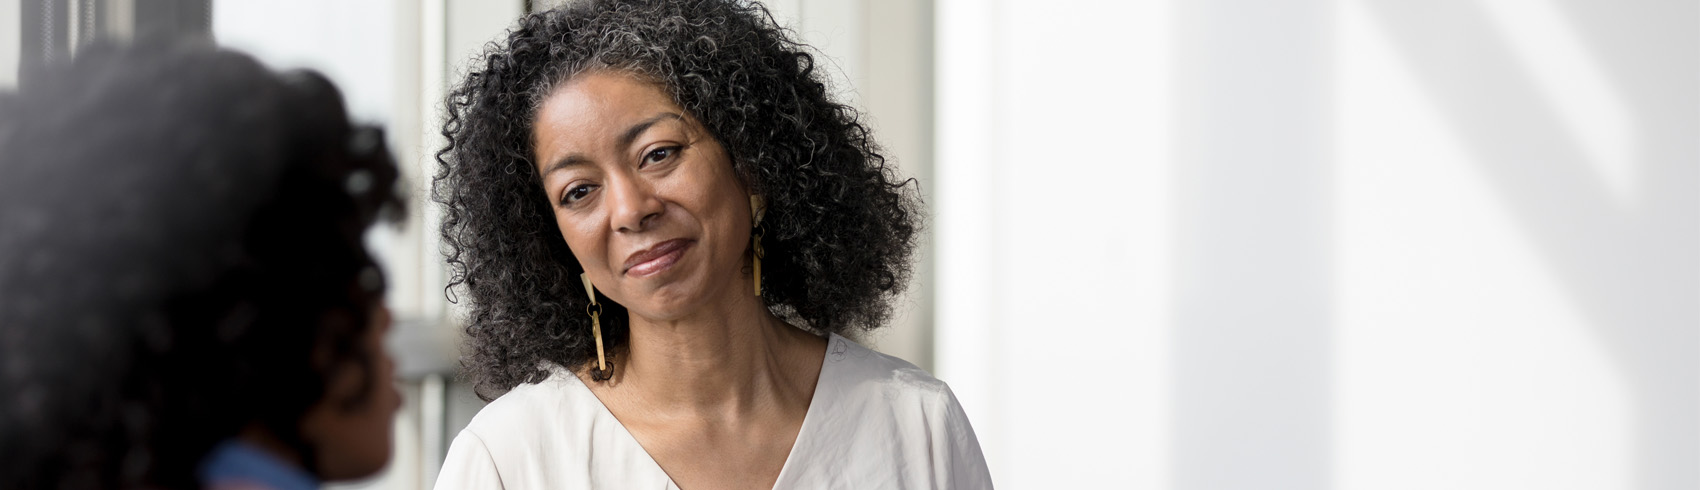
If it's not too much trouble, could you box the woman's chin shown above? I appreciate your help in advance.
[621,282,723,322]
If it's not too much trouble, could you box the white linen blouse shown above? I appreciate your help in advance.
[434,333,992,489]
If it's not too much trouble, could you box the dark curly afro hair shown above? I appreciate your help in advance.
[0,40,402,489]
[436,0,921,400]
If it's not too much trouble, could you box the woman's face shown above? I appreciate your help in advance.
[532,71,753,321]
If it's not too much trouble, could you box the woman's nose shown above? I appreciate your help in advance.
[606,174,664,233]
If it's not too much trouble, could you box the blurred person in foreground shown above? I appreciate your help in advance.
[432,0,991,488]
[0,40,404,490]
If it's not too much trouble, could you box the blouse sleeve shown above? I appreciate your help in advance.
[435,429,505,490]
[935,385,995,489]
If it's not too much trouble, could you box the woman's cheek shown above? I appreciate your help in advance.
[560,214,614,278]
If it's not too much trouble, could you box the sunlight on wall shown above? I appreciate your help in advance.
[1478,0,1636,204]
[0,0,18,89]
[1333,3,1632,489]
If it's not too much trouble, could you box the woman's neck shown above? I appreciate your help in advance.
[611,287,823,417]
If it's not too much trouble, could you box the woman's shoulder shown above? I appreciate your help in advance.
[467,364,571,413]
[818,334,958,414]
[455,363,602,449]
[783,335,994,489]
[440,363,676,489]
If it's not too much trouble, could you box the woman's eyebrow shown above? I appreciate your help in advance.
[542,154,589,178]
[542,112,685,177]
[618,112,684,149]
[543,113,686,177]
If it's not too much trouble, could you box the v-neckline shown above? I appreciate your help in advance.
[562,333,840,489]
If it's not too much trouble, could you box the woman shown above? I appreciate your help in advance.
[433,0,991,488]
[0,41,403,489]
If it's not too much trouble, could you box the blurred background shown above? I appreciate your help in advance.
[2,0,1694,489]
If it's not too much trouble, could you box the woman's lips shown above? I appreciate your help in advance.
[623,239,693,277]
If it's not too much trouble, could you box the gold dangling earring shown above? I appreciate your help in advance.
[581,273,612,381]
[750,195,766,297]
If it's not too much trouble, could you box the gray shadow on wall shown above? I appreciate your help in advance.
[1358,1,1699,489]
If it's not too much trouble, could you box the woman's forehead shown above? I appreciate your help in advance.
[539,73,678,129]
[533,75,679,154]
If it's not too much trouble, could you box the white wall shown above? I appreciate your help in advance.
[935,0,1697,489]
[936,0,1175,487]
[1332,1,1696,489]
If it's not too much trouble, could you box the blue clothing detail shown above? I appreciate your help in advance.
[198,440,320,490]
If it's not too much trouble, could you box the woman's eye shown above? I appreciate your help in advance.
[642,146,681,167]
[562,184,595,205]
